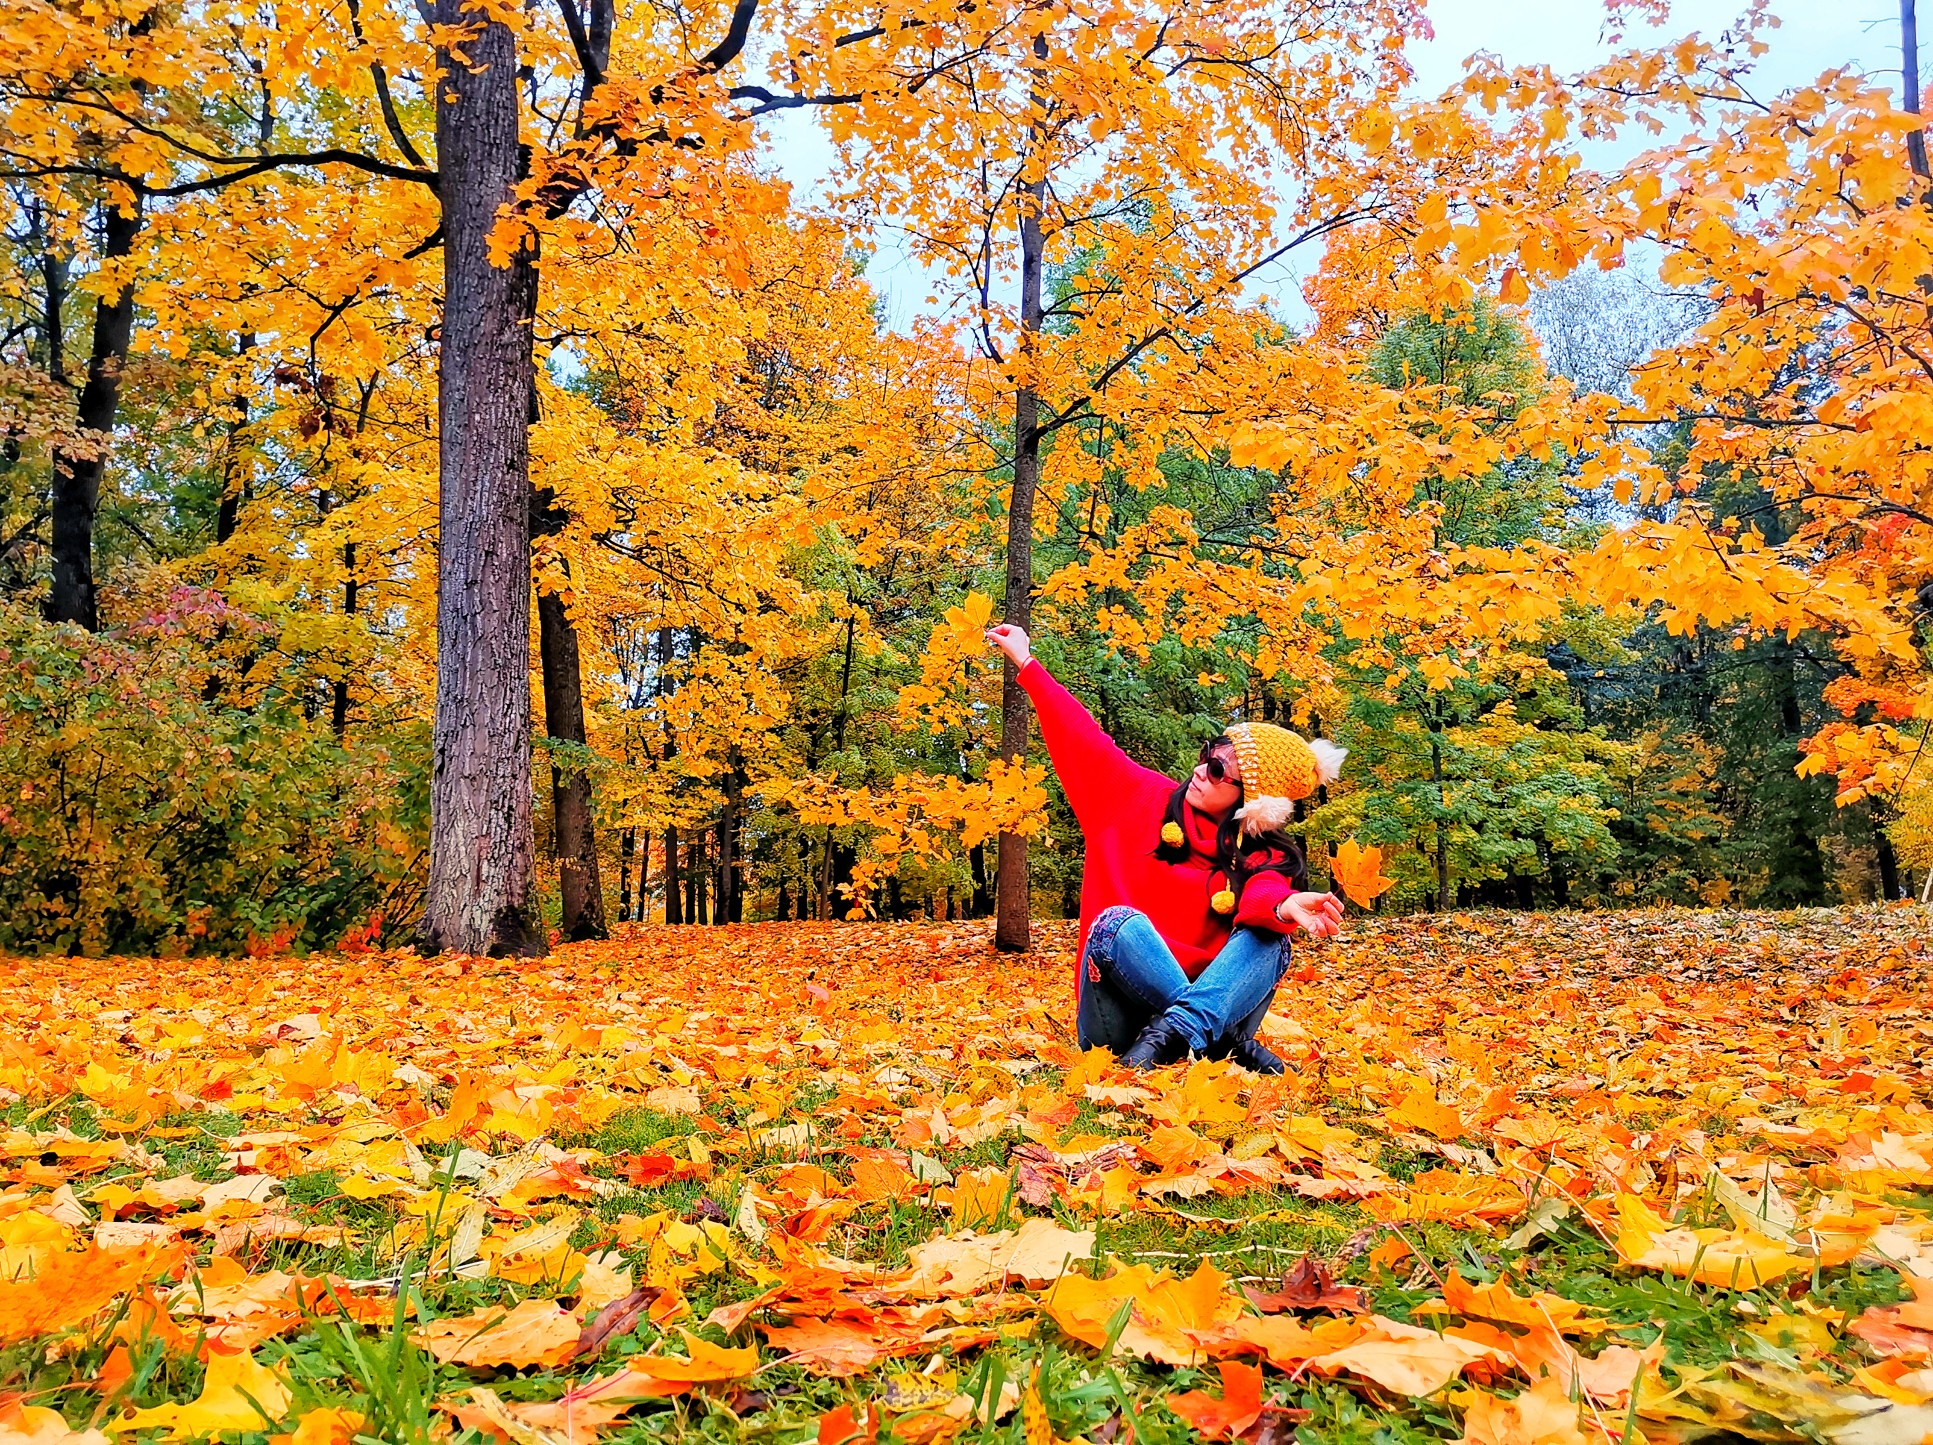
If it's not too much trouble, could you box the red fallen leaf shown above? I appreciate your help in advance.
[1848,1308,1933,1360]
[573,1286,661,1360]
[1245,1256,1367,1314]
[818,1403,877,1445]
[619,1153,691,1188]
[1165,1361,1263,1440]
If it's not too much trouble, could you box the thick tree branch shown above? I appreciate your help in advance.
[554,0,605,89]
[698,0,761,70]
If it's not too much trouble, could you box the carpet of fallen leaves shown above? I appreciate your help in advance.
[5,907,1933,1445]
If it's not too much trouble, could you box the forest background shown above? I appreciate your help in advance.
[2,0,1931,957]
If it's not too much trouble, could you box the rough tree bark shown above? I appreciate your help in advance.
[537,572,609,940]
[994,53,1048,954]
[415,2,544,957]
[534,491,608,941]
[48,195,142,631]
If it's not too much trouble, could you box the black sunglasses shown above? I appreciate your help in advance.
[1197,747,1236,783]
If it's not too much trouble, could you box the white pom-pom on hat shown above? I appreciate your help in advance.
[1310,739,1347,786]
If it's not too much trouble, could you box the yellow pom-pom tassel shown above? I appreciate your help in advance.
[1211,888,1236,914]
[1160,821,1184,847]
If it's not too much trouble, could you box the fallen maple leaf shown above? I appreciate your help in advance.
[0,1402,108,1444]
[112,1349,291,1439]
[1457,1372,1594,1445]
[573,1285,660,1359]
[903,1218,1094,1296]
[1245,1256,1367,1314]
[1330,840,1394,906]
[1165,1360,1265,1440]
[623,1330,761,1392]
[817,1403,878,1445]
[1041,1259,1244,1365]
[269,1407,366,1445]
[413,1297,581,1368]
[1612,1195,1808,1288]
[1425,1270,1604,1335]
[0,1242,183,1345]
[1304,1316,1507,1396]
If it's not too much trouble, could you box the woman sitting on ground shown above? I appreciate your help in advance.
[985,624,1345,1073]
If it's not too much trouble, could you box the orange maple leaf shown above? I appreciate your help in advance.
[1330,839,1395,906]
[1164,1361,1264,1440]
[0,1241,183,1345]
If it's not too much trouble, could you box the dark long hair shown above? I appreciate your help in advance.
[1154,735,1308,904]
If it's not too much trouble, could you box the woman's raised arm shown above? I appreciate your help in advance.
[985,626,1167,824]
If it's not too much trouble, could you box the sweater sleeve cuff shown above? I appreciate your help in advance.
[1235,879,1295,934]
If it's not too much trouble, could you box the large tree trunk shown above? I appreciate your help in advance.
[416,3,543,957]
[538,580,609,940]
[994,123,1048,955]
[48,196,142,631]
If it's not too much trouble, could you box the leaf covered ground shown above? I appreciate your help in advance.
[4,908,1933,1445]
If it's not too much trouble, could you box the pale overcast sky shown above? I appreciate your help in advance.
[757,0,1912,329]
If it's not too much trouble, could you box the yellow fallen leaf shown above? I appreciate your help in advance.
[1613,1195,1808,1289]
[111,1350,291,1439]
[413,1297,581,1368]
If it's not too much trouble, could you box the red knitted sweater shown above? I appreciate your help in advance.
[1018,660,1296,986]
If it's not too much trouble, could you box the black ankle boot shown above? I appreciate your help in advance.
[1120,1011,1193,1071]
[1226,1036,1286,1075]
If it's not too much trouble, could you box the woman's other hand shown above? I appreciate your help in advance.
[1277,890,1344,939]
[985,624,1032,668]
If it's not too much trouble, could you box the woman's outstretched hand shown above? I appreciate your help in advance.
[1277,890,1344,939]
[985,624,1032,669]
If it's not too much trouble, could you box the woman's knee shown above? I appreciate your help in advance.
[1083,906,1149,975]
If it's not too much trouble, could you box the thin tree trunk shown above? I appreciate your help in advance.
[532,482,607,940]
[49,195,143,631]
[331,539,357,736]
[1431,729,1451,913]
[689,834,708,925]
[717,758,743,924]
[970,842,993,917]
[1874,801,1903,900]
[634,829,649,922]
[416,2,542,957]
[1907,0,1929,180]
[538,579,608,940]
[618,826,635,922]
[664,825,683,924]
[994,68,1049,954]
[216,332,255,544]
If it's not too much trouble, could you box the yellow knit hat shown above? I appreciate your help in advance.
[1224,722,1346,835]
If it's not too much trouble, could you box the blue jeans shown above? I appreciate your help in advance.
[1076,906,1288,1056]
